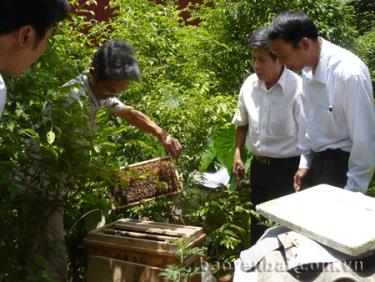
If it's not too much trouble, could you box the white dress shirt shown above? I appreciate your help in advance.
[232,67,303,158]
[0,74,7,118]
[299,38,375,192]
[64,74,131,129]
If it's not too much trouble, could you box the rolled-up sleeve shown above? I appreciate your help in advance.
[105,97,132,114]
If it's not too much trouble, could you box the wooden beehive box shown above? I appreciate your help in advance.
[85,219,205,282]
[86,255,169,282]
[109,156,184,209]
[84,218,206,267]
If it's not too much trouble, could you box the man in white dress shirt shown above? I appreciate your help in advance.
[0,0,69,118]
[268,11,375,193]
[65,40,181,158]
[232,27,303,244]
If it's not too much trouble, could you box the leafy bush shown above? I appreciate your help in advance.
[185,184,252,262]
[355,27,375,89]
[349,0,375,35]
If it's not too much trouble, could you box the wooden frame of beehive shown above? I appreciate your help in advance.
[109,156,184,209]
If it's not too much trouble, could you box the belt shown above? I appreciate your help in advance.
[254,155,300,166]
[313,149,350,159]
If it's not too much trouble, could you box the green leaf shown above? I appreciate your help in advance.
[199,140,216,171]
[46,130,56,145]
[213,124,236,173]
[93,144,101,153]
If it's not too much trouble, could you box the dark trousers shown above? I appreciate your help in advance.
[304,149,350,189]
[250,156,300,245]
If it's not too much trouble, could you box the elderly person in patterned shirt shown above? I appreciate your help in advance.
[65,40,181,158]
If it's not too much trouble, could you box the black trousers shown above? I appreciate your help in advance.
[250,156,300,245]
[304,149,350,189]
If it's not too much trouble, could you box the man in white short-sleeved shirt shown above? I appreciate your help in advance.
[232,27,303,244]
[269,11,375,193]
[64,41,181,158]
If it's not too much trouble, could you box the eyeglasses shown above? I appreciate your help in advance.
[97,83,118,97]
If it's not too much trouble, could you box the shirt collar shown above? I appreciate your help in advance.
[303,38,328,84]
[254,66,288,93]
[82,73,100,107]
[277,66,288,92]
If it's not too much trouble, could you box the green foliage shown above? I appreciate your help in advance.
[355,27,375,88]
[199,124,251,190]
[368,180,375,197]
[348,0,375,35]
[186,186,253,262]
[199,125,237,173]
[107,0,239,173]
[354,25,375,197]
[160,236,205,282]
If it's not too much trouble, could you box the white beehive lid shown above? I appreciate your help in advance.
[256,184,375,257]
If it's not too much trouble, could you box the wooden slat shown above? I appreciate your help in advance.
[85,231,177,253]
[112,223,198,237]
[88,218,202,238]
[186,233,206,249]
[102,228,178,242]
[84,238,178,256]
[120,156,170,170]
[84,232,206,258]
[116,218,203,233]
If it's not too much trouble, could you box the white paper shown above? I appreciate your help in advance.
[191,167,230,189]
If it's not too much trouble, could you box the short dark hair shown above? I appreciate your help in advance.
[0,0,69,40]
[268,11,318,48]
[248,27,277,61]
[92,41,141,82]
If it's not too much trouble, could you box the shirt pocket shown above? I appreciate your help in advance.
[308,103,337,139]
[268,106,296,137]
[249,125,260,147]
